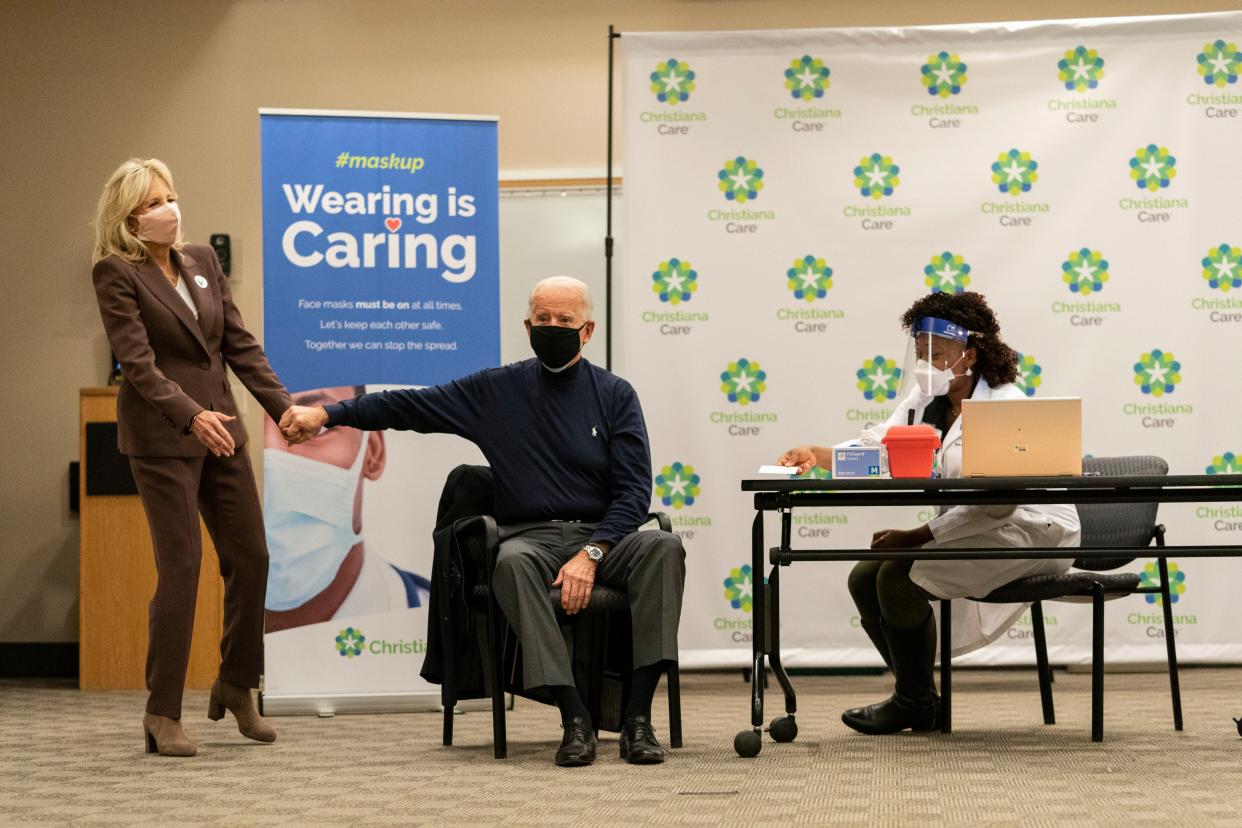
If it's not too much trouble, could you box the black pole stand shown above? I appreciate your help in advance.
[605,24,620,370]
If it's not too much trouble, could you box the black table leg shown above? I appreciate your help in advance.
[735,510,766,757]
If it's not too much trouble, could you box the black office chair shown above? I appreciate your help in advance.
[938,455,1180,742]
[442,512,683,759]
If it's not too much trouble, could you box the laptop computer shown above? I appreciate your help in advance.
[961,397,1082,477]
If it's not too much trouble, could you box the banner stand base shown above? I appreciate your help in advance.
[259,691,491,717]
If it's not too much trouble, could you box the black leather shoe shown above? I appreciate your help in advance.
[555,716,597,767]
[619,715,666,764]
[841,694,938,735]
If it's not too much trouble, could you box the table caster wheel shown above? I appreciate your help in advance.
[768,715,798,743]
[734,729,762,757]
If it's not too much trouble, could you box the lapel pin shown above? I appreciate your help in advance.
[193,274,209,289]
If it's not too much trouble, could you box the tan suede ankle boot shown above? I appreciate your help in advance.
[208,678,277,743]
[143,713,197,757]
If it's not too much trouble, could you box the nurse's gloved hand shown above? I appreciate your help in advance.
[871,526,934,549]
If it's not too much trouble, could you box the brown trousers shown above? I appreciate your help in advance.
[128,451,269,719]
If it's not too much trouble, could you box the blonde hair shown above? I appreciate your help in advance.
[92,158,183,264]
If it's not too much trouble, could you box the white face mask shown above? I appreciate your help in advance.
[914,356,969,397]
[263,440,366,611]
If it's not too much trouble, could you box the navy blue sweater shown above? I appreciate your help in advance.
[323,358,652,547]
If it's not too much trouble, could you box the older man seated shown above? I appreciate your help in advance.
[281,276,686,767]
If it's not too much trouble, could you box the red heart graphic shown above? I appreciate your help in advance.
[385,217,402,232]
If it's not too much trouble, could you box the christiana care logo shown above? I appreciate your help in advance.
[718,156,764,203]
[924,251,971,294]
[785,55,830,100]
[720,358,766,405]
[921,51,967,97]
[992,149,1038,196]
[856,356,902,401]
[1133,349,1181,397]
[652,258,697,304]
[655,462,701,509]
[1138,561,1186,605]
[1129,144,1176,191]
[1207,452,1240,474]
[1014,353,1042,397]
[723,564,754,612]
[335,627,365,659]
[1058,46,1104,91]
[787,255,833,302]
[853,153,900,199]
[650,58,696,104]
[1062,247,1110,295]
[1202,243,1242,292]
[1197,39,1240,87]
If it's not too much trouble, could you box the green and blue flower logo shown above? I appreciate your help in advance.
[1133,349,1181,397]
[1129,144,1176,192]
[856,356,902,402]
[655,462,701,510]
[720,358,766,406]
[1197,39,1239,87]
[785,55,830,100]
[1062,248,1110,295]
[653,258,698,304]
[924,251,971,294]
[921,51,967,97]
[1058,46,1104,91]
[1202,244,1242,292]
[1138,561,1186,605]
[650,58,696,104]
[992,149,1038,196]
[1207,452,1241,475]
[723,564,754,613]
[718,156,764,203]
[787,255,833,302]
[1015,353,1042,398]
[853,153,900,199]
[335,627,366,659]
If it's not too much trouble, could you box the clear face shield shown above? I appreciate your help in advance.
[897,317,974,403]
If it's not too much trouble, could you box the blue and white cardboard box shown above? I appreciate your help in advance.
[832,446,884,478]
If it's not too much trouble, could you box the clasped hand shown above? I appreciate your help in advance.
[278,405,329,445]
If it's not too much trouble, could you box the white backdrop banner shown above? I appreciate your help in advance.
[619,14,1242,668]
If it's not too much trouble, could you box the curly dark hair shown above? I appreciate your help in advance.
[899,292,1018,387]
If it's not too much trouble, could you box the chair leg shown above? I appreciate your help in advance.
[487,595,508,759]
[939,599,952,734]
[1031,601,1055,725]
[443,703,454,746]
[1091,582,1104,743]
[1157,557,1184,731]
[667,663,683,749]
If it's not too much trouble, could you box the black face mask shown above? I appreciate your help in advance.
[529,323,586,371]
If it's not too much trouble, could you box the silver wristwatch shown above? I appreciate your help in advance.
[583,543,606,563]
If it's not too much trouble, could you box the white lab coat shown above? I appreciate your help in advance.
[863,378,1080,656]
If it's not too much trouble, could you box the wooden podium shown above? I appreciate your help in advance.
[79,387,224,690]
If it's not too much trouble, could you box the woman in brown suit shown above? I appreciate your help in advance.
[91,158,293,756]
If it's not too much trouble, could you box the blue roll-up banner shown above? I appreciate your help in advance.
[259,109,498,714]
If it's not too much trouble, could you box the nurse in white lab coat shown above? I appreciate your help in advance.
[777,292,1079,735]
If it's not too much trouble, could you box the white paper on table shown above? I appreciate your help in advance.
[756,465,800,475]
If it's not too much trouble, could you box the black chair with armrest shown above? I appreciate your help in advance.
[937,455,1180,742]
[441,511,683,759]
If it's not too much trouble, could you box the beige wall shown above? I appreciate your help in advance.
[0,0,1227,642]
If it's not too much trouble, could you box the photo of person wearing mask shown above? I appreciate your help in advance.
[777,291,1080,736]
[262,385,431,633]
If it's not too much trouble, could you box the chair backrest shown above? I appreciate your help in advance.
[1073,455,1168,571]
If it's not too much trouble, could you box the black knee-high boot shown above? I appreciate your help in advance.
[860,620,892,670]
[841,614,938,735]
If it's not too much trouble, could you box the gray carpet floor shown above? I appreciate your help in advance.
[2,668,1241,826]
